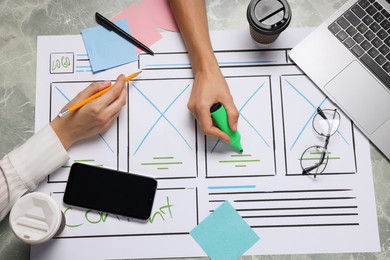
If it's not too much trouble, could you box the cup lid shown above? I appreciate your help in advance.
[9,192,62,244]
[247,0,292,35]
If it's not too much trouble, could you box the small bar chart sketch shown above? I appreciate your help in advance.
[280,75,357,175]
[49,82,119,182]
[128,79,197,179]
[206,76,275,177]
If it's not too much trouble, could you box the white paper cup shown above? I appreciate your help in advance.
[9,192,65,244]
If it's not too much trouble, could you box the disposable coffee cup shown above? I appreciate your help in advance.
[9,192,65,244]
[247,0,292,44]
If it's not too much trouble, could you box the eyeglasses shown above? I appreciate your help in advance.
[300,107,340,178]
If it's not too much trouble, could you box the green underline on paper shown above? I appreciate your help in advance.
[300,157,341,161]
[142,162,183,165]
[230,154,252,157]
[219,159,260,163]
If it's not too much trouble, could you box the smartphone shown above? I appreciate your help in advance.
[63,163,157,220]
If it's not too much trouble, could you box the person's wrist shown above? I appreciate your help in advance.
[193,57,220,77]
[190,48,218,73]
[50,118,73,150]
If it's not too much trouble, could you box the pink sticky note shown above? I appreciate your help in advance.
[112,3,162,53]
[141,0,179,32]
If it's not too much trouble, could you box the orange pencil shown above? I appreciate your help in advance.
[58,71,141,118]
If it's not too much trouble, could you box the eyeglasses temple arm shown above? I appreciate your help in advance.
[317,107,327,119]
[302,147,327,177]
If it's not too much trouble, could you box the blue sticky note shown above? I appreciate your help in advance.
[81,19,138,72]
[190,201,260,260]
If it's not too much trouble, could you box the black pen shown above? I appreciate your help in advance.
[95,12,154,56]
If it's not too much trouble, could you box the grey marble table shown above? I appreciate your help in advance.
[0,0,389,259]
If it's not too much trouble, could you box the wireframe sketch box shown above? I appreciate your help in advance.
[50,52,74,74]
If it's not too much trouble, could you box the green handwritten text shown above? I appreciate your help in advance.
[149,196,174,223]
[51,56,71,71]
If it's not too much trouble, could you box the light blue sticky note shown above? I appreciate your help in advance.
[81,19,138,72]
[190,200,260,260]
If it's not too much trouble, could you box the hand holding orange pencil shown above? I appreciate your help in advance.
[58,71,142,118]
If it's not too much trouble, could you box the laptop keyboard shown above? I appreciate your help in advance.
[328,0,390,87]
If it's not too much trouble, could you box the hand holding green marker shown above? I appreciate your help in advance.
[210,102,243,152]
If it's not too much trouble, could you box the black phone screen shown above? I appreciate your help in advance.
[63,163,157,220]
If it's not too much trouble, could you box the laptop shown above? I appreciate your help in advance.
[289,0,390,160]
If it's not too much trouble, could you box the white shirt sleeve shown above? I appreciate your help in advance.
[0,124,69,221]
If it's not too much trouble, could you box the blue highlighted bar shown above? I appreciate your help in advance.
[145,63,191,67]
[208,185,256,190]
[145,60,275,68]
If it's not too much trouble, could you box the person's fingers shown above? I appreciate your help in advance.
[198,109,230,143]
[81,80,112,99]
[196,108,212,132]
[207,126,231,143]
[187,99,199,120]
[188,108,198,122]
[95,74,126,108]
[103,80,127,118]
[61,80,111,111]
[100,112,121,133]
[223,101,239,132]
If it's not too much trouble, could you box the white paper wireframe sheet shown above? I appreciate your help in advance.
[206,76,276,177]
[128,79,196,178]
[32,28,380,260]
[281,75,356,175]
[49,82,119,182]
[54,188,197,238]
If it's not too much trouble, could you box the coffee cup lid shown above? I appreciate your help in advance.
[9,192,63,244]
[247,0,292,35]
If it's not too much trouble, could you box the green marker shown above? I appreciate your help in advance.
[210,102,243,152]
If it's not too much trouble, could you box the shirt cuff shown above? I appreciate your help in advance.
[8,124,70,191]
